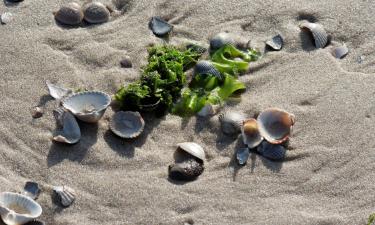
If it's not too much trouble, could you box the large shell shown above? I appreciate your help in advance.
[46,80,72,100]
[0,192,42,225]
[23,182,41,200]
[149,16,173,37]
[218,111,247,136]
[257,141,286,161]
[53,108,81,144]
[82,2,110,24]
[194,60,223,80]
[53,186,76,207]
[210,32,236,51]
[62,91,111,123]
[176,142,205,162]
[241,118,263,149]
[54,2,84,26]
[236,147,250,165]
[168,158,204,181]
[266,34,284,51]
[332,44,349,59]
[109,111,145,139]
[300,22,329,48]
[257,108,295,144]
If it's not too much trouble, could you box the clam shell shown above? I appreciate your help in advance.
[53,186,76,207]
[109,111,145,139]
[194,60,223,80]
[0,192,42,225]
[23,182,41,200]
[257,141,286,161]
[266,34,284,51]
[46,80,72,100]
[333,44,349,59]
[176,142,205,162]
[62,91,111,123]
[218,111,247,136]
[300,22,328,48]
[257,108,294,144]
[168,158,204,181]
[236,147,250,165]
[82,2,110,24]
[1,12,13,24]
[149,16,172,37]
[53,108,81,144]
[210,32,236,51]
[54,2,84,26]
[241,118,263,149]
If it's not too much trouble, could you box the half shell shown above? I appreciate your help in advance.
[82,2,110,24]
[23,182,41,200]
[218,111,247,136]
[332,44,349,59]
[176,142,205,162]
[46,80,72,100]
[241,118,263,149]
[53,108,81,144]
[194,60,223,80]
[0,192,42,225]
[266,34,284,51]
[236,147,250,165]
[257,141,286,161]
[62,91,111,123]
[149,16,172,37]
[210,32,236,51]
[300,22,329,48]
[54,2,84,26]
[53,186,76,207]
[168,158,204,181]
[109,111,145,138]
[257,108,295,144]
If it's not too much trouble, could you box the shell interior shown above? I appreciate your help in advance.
[219,111,246,136]
[23,182,41,200]
[194,60,223,80]
[46,80,72,100]
[236,147,250,165]
[300,22,328,48]
[266,34,284,50]
[176,142,205,162]
[149,16,172,37]
[333,44,349,59]
[53,186,76,207]
[83,2,110,24]
[110,111,145,138]
[210,32,235,51]
[241,118,263,149]
[53,108,81,144]
[257,141,286,161]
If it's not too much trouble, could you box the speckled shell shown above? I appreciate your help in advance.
[149,16,173,37]
[168,158,204,181]
[333,44,349,59]
[218,111,247,136]
[176,142,205,162]
[53,108,81,144]
[257,141,286,161]
[300,22,329,48]
[54,2,84,26]
[82,2,110,24]
[210,32,236,51]
[110,111,145,139]
[266,34,284,51]
[241,118,263,148]
[53,186,76,207]
[194,60,223,80]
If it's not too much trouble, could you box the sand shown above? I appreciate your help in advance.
[0,0,374,224]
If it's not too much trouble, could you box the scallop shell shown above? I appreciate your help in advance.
[210,32,236,51]
[333,44,349,59]
[53,186,76,207]
[168,158,204,181]
[82,2,110,24]
[300,22,329,48]
[53,108,81,144]
[149,16,172,37]
[1,12,13,24]
[62,91,111,123]
[54,2,84,26]
[236,147,250,165]
[109,111,145,139]
[257,141,286,161]
[0,192,42,225]
[241,119,263,149]
[194,60,223,80]
[218,111,247,136]
[23,182,41,200]
[46,80,72,100]
[266,34,284,51]
[257,108,295,144]
[176,142,205,162]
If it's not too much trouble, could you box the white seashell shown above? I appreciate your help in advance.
[176,142,205,162]
[1,12,13,24]
[53,108,81,144]
[46,80,72,100]
[332,44,349,59]
[241,118,263,148]
[197,104,220,117]
[109,111,145,139]
[82,2,110,24]
[0,192,42,225]
[53,186,76,207]
[300,22,329,48]
[62,91,111,123]
[54,2,84,26]
[257,108,295,144]
[266,34,284,51]
[218,111,247,136]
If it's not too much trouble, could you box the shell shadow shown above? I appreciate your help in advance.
[299,29,316,52]
[37,94,54,107]
[228,138,249,181]
[3,0,21,7]
[215,131,238,152]
[167,176,197,185]
[47,122,98,167]
[260,156,283,172]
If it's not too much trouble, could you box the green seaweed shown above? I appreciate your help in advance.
[368,213,375,225]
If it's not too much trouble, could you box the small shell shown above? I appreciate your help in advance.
[53,108,81,144]
[168,158,204,181]
[24,220,46,225]
[218,111,247,136]
[194,60,223,80]
[257,108,295,144]
[197,104,221,117]
[23,181,41,200]
[109,111,145,138]
[149,16,172,37]
[82,2,110,24]
[300,22,329,48]
[210,32,236,51]
[257,141,286,161]
[1,12,13,24]
[53,186,76,207]
[46,80,72,100]
[241,119,263,149]
[31,106,44,119]
[54,2,84,26]
[332,44,349,59]
[266,34,284,51]
[176,142,205,162]
[236,147,250,165]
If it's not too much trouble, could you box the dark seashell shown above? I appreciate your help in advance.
[149,16,172,37]
[266,34,284,51]
[186,43,207,54]
[194,60,223,80]
[210,32,235,51]
[168,158,204,181]
[23,181,41,200]
[31,107,44,119]
[54,2,84,26]
[300,22,329,48]
[237,147,250,165]
[53,186,76,207]
[257,141,286,161]
[24,220,46,225]
[83,2,110,24]
[333,44,349,59]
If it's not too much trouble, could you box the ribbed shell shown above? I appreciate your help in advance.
[53,186,76,207]
[257,141,286,161]
[110,111,145,139]
[194,60,223,80]
[241,119,263,148]
[82,2,110,24]
[300,22,329,48]
[54,2,83,26]
[149,16,172,37]
[218,111,247,136]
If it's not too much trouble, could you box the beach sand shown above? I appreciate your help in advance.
[0,0,375,224]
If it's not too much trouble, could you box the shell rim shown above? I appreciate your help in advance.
[109,111,145,138]
[61,91,112,115]
[0,192,42,217]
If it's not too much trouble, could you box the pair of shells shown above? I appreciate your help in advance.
[109,111,145,139]
[54,2,110,26]
[299,22,329,49]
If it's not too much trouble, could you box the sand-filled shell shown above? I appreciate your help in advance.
[219,111,247,136]
[332,44,349,59]
[194,60,223,80]
[266,34,284,51]
[54,2,84,26]
[300,22,329,48]
[237,147,250,165]
[257,141,286,161]
[149,16,172,37]
[168,158,204,181]
[53,186,76,207]
[257,108,295,144]
[46,80,72,100]
[53,108,81,144]
[0,192,42,225]
[1,12,13,24]
[210,32,236,51]
[241,119,263,149]
[62,91,111,123]
[82,2,110,24]
[110,111,145,138]
[176,142,205,162]
[23,182,41,200]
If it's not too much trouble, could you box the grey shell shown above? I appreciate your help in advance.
[218,111,247,136]
[110,111,145,139]
[149,16,173,37]
[83,2,110,24]
[53,108,81,144]
[266,34,284,51]
[300,22,329,48]
[53,186,76,207]
[333,44,349,59]
[54,2,84,26]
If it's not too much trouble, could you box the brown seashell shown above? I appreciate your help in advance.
[54,2,84,26]
[83,2,110,24]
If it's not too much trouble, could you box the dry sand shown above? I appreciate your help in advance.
[0,0,375,224]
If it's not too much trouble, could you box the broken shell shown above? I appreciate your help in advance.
[54,2,84,26]
[53,186,76,207]
[241,119,263,149]
[82,2,110,24]
[257,108,294,144]
[62,91,111,123]
[266,34,284,51]
[53,108,81,144]
[46,80,72,100]
[176,142,205,162]
[300,22,329,48]
[168,158,204,181]
[1,12,13,24]
[31,107,44,119]
[236,147,250,165]
[149,16,173,37]
[194,60,223,80]
[210,32,236,51]
[23,182,41,200]
[218,111,247,136]
[110,111,145,138]
[332,44,349,59]
[257,141,286,161]
[0,192,42,225]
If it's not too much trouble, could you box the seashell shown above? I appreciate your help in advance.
[53,186,76,207]
[332,44,349,59]
[62,91,111,123]
[53,108,81,144]
[148,16,173,37]
[236,147,250,165]
[266,34,284,51]
[120,57,132,68]
[218,111,247,136]
[300,22,329,48]
[1,12,13,24]
[257,108,295,144]
[24,220,46,225]
[109,111,145,138]
[82,2,110,24]
[186,43,207,54]
[194,60,223,80]
[241,119,263,148]
[31,107,44,119]
[197,104,221,117]
[0,192,42,225]
[54,2,84,26]
[257,141,286,161]
[176,142,205,162]
[23,182,41,200]
[210,32,236,52]
[46,80,72,100]
[168,158,204,181]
